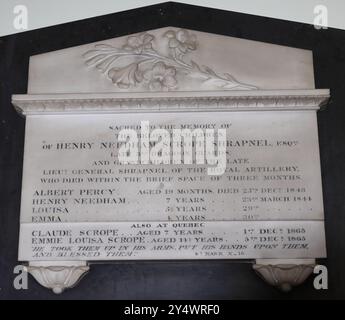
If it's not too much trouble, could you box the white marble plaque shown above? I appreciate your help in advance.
[12,27,330,292]
[18,110,326,260]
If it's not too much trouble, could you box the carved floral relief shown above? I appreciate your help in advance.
[83,29,257,91]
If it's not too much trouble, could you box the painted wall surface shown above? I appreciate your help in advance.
[0,0,344,37]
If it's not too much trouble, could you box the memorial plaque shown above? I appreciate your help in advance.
[12,27,330,293]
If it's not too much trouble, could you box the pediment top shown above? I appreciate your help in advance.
[27,27,315,94]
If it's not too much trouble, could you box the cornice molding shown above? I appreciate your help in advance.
[12,89,330,116]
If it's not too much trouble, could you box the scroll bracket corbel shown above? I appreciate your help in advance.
[253,259,316,292]
[24,261,89,294]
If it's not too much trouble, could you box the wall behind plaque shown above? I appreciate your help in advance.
[0,2,345,299]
